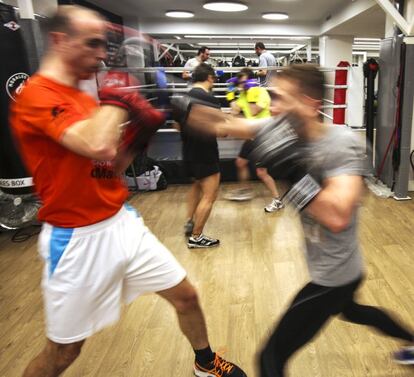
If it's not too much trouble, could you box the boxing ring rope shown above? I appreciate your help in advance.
[96,65,351,129]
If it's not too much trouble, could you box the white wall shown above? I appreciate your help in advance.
[2,0,57,17]
[319,35,353,67]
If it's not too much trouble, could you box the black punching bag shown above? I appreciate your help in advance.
[0,4,32,195]
[0,4,40,230]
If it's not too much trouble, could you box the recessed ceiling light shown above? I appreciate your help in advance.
[262,12,289,20]
[203,2,248,12]
[165,10,194,18]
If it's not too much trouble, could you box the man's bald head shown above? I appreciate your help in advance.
[43,5,108,81]
[46,5,105,36]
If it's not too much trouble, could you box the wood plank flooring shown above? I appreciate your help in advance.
[0,183,413,377]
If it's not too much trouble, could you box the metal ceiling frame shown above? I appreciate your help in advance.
[374,0,414,35]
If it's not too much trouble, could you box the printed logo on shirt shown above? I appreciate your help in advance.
[4,21,20,31]
[6,72,29,101]
[51,106,65,118]
[90,160,117,180]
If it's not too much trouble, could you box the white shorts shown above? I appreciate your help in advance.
[38,205,186,344]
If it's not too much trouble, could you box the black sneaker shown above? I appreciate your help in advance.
[394,346,414,365]
[184,219,194,237]
[188,234,220,249]
[194,353,247,376]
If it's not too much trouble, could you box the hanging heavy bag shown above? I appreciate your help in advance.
[0,4,33,196]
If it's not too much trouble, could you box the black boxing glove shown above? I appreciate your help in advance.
[248,113,321,210]
[170,95,193,125]
[170,95,218,125]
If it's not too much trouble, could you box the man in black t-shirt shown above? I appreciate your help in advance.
[180,63,221,248]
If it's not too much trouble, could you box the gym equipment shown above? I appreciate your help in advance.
[333,61,350,124]
[0,4,39,229]
[363,58,379,165]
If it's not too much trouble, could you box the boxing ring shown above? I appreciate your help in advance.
[95,65,364,165]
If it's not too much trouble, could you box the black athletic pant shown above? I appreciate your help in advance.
[260,276,413,377]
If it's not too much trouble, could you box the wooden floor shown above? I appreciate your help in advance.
[1,183,414,377]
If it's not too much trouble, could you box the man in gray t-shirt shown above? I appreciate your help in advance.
[179,65,414,375]
[254,65,414,377]
[301,125,366,287]
[255,42,276,86]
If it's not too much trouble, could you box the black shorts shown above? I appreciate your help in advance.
[238,140,254,159]
[238,140,265,168]
[185,161,220,180]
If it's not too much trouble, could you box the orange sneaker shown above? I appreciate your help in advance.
[194,353,247,377]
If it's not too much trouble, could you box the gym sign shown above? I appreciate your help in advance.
[0,177,34,188]
[6,72,29,101]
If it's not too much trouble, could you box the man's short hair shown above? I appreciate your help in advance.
[197,46,210,55]
[237,67,255,80]
[45,5,103,35]
[192,63,215,83]
[255,42,265,50]
[277,64,325,101]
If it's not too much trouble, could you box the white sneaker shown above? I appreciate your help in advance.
[264,198,284,213]
[188,234,220,249]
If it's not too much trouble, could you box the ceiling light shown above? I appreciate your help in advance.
[196,42,297,47]
[203,2,248,12]
[354,38,381,41]
[184,35,308,39]
[165,10,194,18]
[262,12,289,20]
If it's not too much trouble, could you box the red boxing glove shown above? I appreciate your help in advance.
[98,70,165,129]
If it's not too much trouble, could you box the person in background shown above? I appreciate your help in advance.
[181,63,222,248]
[225,68,283,213]
[182,46,211,81]
[254,42,276,87]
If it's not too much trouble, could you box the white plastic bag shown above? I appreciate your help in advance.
[126,166,162,191]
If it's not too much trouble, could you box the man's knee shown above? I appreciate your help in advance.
[256,167,268,179]
[235,157,248,169]
[202,189,218,203]
[172,286,200,314]
[200,175,220,202]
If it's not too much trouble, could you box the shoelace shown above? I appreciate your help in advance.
[211,354,235,376]
[201,234,218,243]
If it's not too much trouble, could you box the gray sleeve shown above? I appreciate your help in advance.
[258,55,267,68]
[323,131,371,179]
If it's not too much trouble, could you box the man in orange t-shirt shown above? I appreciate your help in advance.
[10,5,246,377]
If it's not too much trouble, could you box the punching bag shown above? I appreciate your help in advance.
[333,61,350,125]
[0,4,40,230]
[0,4,32,195]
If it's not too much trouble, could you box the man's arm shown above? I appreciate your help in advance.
[182,70,192,80]
[182,60,193,80]
[305,175,364,233]
[60,105,128,161]
[256,56,267,79]
[230,101,242,115]
[247,86,270,116]
[186,104,262,139]
[248,103,264,116]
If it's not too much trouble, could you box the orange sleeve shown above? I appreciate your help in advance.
[16,83,96,142]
